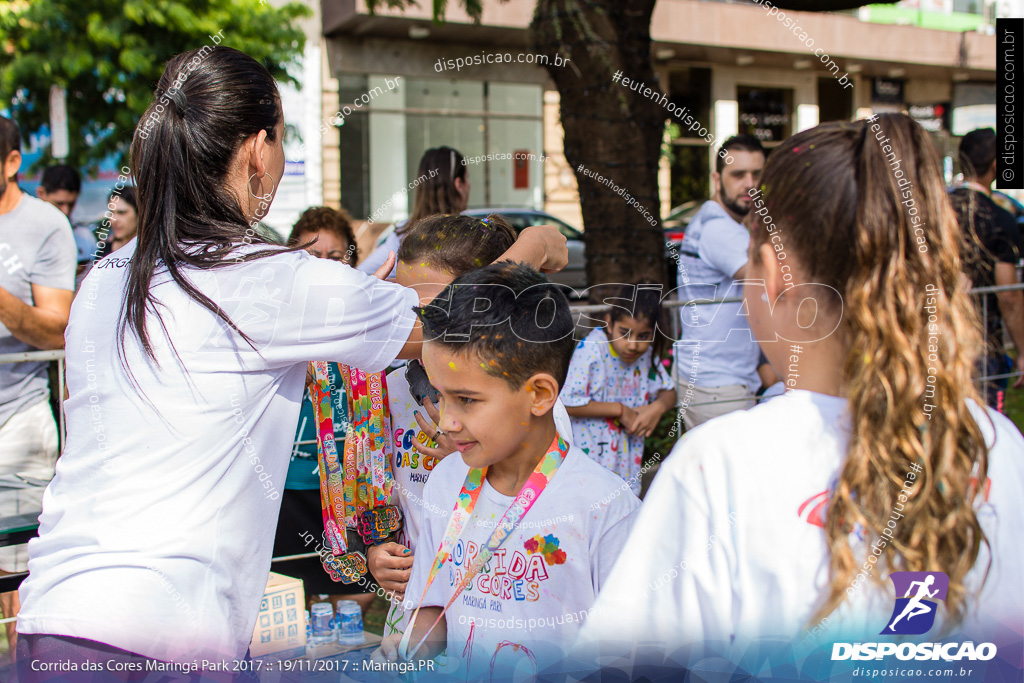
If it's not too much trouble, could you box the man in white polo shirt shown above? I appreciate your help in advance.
[675,135,765,429]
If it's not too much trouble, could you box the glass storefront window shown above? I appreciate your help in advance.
[337,76,544,224]
[668,68,712,140]
[405,114,486,208]
[489,83,542,117]
[404,78,485,112]
[669,144,711,208]
[486,117,544,208]
[737,86,794,144]
[665,67,713,208]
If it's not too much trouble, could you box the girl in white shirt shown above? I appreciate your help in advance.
[578,114,1024,676]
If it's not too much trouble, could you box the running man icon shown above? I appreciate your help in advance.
[881,571,950,635]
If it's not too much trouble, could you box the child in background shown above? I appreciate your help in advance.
[366,215,576,637]
[376,263,638,677]
[270,207,375,614]
[578,115,1024,669]
[561,284,675,494]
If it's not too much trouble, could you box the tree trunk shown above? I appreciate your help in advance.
[528,0,665,296]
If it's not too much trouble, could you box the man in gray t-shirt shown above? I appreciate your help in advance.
[0,118,75,622]
[0,119,75,443]
[0,193,75,435]
[674,135,765,429]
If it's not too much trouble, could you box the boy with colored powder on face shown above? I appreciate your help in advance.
[374,262,638,678]
[368,215,577,638]
[368,214,515,627]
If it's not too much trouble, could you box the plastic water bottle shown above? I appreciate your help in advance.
[335,600,364,645]
[310,602,334,646]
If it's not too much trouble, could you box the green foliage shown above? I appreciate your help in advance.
[662,121,681,165]
[0,0,310,174]
[644,403,682,467]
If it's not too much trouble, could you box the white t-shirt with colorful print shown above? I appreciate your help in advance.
[404,422,639,678]
[383,365,576,636]
[559,327,673,494]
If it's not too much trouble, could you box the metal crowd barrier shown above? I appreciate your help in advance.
[0,281,1021,604]
[568,281,1024,409]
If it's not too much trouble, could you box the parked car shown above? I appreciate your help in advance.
[463,208,587,291]
[662,200,703,248]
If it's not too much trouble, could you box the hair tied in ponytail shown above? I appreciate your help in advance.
[168,89,189,115]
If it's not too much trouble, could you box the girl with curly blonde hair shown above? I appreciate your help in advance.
[579,114,1024,670]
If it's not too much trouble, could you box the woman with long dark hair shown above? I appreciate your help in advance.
[15,47,564,675]
[357,146,469,277]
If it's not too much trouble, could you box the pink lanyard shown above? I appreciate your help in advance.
[399,434,569,659]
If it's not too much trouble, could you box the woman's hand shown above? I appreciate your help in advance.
[366,542,413,601]
[499,225,568,273]
[373,251,397,280]
[410,401,457,460]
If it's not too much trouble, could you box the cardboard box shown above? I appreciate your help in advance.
[250,572,306,661]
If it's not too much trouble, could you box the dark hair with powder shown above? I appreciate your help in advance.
[415,262,576,390]
[602,280,669,368]
[397,214,516,276]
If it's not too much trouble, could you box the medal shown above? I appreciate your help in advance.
[358,505,403,545]
[324,551,368,584]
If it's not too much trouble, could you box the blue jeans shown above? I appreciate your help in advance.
[981,354,1012,414]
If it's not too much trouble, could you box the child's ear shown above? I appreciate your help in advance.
[525,373,560,416]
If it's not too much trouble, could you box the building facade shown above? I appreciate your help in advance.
[315,0,1001,229]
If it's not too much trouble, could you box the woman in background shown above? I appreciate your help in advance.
[357,146,469,278]
[272,206,376,616]
[99,185,138,256]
